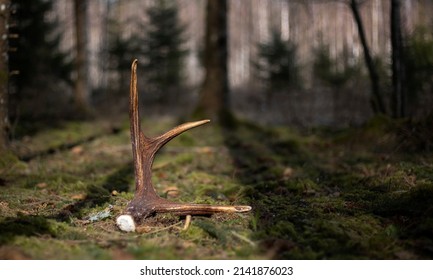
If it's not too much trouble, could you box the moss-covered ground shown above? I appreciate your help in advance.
[1,116,432,259]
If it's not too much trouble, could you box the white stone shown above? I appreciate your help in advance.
[116,215,136,232]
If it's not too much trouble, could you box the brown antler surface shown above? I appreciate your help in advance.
[116,60,251,231]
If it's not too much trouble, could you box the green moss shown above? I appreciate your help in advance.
[126,238,191,259]
[0,151,20,170]
[13,237,111,259]
[0,215,59,246]
[268,221,298,239]
[180,224,208,241]
[285,178,320,194]
[3,116,433,259]
[194,219,227,244]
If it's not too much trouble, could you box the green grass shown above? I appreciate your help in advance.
[1,116,432,259]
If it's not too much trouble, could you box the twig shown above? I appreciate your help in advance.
[136,221,183,234]
[183,215,192,231]
[231,231,256,247]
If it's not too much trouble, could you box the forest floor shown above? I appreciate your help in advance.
[0,115,432,259]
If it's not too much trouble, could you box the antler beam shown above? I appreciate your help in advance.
[116,60,251,232]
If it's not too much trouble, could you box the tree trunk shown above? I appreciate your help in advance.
[0,0,10,150]
[74,0,90,114]
[391,0,406,118]
[196,0,230,124]
[349,0,387,115]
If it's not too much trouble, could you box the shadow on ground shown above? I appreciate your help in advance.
[223,121,433,259]
[0,215,55,246]
[0,163,134,249]
[58,163,134,220]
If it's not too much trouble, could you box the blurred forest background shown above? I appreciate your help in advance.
[0,0,433,260]
[1,0,433,134]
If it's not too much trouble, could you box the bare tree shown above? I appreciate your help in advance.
[390,0,406,118]
[0,0,10,150]
[73,0,90,114]
[349,0,386,115]
[195,0,231,124]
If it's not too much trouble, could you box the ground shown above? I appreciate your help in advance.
[0,115,432,259]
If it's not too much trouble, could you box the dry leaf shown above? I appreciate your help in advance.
[36,182,47,188]
[71,146,84,155]
[164,186,180,198]
[283,167,294,179]
[198,147,214,154]
[136,225,153,233]
[71,194,86,200]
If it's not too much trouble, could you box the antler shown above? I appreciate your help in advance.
[116,60,251,232]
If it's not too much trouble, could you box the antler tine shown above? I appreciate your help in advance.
[155,119,210,150]
[129,59,146,194]
[116,60,251,232]
[154,203,252,215]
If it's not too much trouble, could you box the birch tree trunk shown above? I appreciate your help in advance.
[0,0,10,150]
[196,0,231,124]
[74,0,90,114]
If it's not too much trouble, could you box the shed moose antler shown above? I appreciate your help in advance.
[116,60,251,232]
